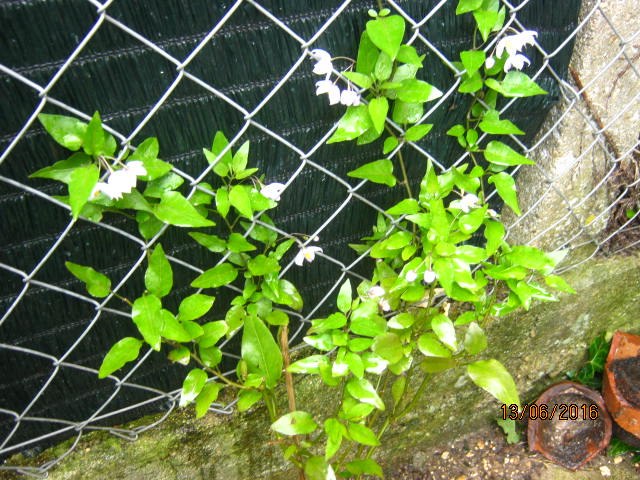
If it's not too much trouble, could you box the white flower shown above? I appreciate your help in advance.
[340,89,360,106]
[485,56,496,70]
[451,193,480,213]
[310,49,333,76]
[504,53,530,72]
[367,285,385,298]
[379,299,391,312]
[495,30,537,58]
[294,245,323,266]
[260,182,285,202]
[93,161,147,200]
[315,79,341,105]
[405,270,418,282]
[423,270,437,284]
[487,209,499,219]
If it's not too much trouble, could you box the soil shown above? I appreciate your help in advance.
[610,356,640,407]
[380,423,640,480]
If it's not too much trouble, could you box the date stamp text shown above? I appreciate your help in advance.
[500,403,599,421]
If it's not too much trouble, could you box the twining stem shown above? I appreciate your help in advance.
[279,325,297,413]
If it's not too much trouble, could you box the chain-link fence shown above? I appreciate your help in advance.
[1,0,638,477]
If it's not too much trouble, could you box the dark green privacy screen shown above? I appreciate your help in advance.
[0,0,581,459]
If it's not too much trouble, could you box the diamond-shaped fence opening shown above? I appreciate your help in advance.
[1,0,638,476]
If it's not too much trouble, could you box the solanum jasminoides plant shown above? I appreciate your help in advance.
[30,3,574,479]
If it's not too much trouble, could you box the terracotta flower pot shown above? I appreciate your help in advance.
[602,331,640,445]
[528,381,612,470]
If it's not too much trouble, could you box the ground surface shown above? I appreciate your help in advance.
[383,424,640,480]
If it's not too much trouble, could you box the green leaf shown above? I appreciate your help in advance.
[136,211,164,240]
[132,294,163,351]
[356,31,379,75]
[431,314,457,351]
[304,457,335,480]
[265,310,289,326]
[496,418,521,444]
[65,261,111,297]
[155,191,215,227]
[68,165,99,220]
[30,152,92,183]
[228,185,253,218]
[396,79,443,103]
[98,337,143,378]
[246,254,279,277]
[113,188,153,213]
[484,141,535,167]
[368,97,389,134]
[383,136,399,154]
[327,105,372,144]
[456,0,483,14]
[464,322,487,355]
[347,422,380,446]
[473,10,499,42]
[324,418,346,460]
[237,389,262,412]
[346,377,385,410]
[231,141,249,175]
[189,232,226,253]
[386,198,420,216]
[336,279,352,314]
[179,368,208,407]
[242,315,282,389]
[272,411,318,435]
[38,113,87,151]
[343,71,373,89]
[397,44,424,66]
[191,263,238,289]
[143,172,184,198]
[83,112,106,157]
[485,71,547,97]
[168,346,191,366]
[404,124,433,142]
[467,359,520,406]
[421,357,456,373]
[215,187,230,219]
[459,71,483,93]
[195,382,222,418]
[159,309,193,342]
[178,293,215,322]
[544,275,576,294]
[310,313,347,333]
[392,100,423,124]
[198,321,228,349]
[388,312,415,329]
[366,15,405,60]
[460,50,486,76]
[374,51,393,81]
[348,159,396,187]
[288,355,330,374]
[200,346,222,368]
[145,244,173,298]
[372,333,404,364]
[504,246,553,270]
[227,233,256,253]
[479,110,524,135]
[484,220,505,255]
[344,459,383,478]
[418,332,452,358]
[488,172,521,215]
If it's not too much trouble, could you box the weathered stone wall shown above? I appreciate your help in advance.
[504,0,640,252]
[4,253,639,479]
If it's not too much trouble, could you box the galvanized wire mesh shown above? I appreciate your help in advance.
[1,0,638,477]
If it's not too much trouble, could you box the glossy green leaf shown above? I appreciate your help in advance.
[418,332,452,358]
[348,159,396,187]
[242,315,282,389]
[356,31,379,75]
[226,233,256,253]
[421,357,456,373]
[544,274,576,294]
[272,411,318,435]
[459,71,483,93]
[431,314,457,351]
[496,418,521,444]
[344,459,383,478]
[382,136,399,154]
[159,309,193,342]
[189,232,226,253]
[143,172,184,198]
[98,337,143,378]
[30,152,92,183]
[179,368,208,406]
[484,220,505,255]
[368,97,388,134]
[404,124,433,142]
[310,312,347,333]
[347,422,380,446]
[198,321,228,349]
[366,14,405,60]
[38,113,87,151]
[199,346,222,368]
[145,244,173,298]
[215,187,230,218]
[191,263,238,289]
[324,418,346,460]
[372,333,404,364]
[484,141,535,167]
[178,293,215,322]
[388,312,415,329]
[460,50,485,76]
[83,112,106,156]
[392,100,423,124]
[336,279,352,314]
[467,359,520,406]
[228,185,253,218]
[343,71,373,89]
[327,105,372,144]
[231,141,249,175]
[473,10,499,41]
[464,322,488,355]
[195,382,221,418]
[237,388,262,412]
[288,355,330,374]
[488,172,521,215]
[485,71,547,97]
[168,346,191,365]
[374,51,393,81]
[155,191,215,227]
[479,110,524,135]
[247,254,280,277]
[397,44,424,66]
[504,246,553,270]
[456,0,483,14]
[65,261,111,297]
[304,457,335,480]
[396,79,443,103]
[132,294,162,351]
[346,377,385,410]
[68,165,99,220]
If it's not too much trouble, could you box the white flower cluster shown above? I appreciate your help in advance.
[260,182,286,202]
[310,49,361,106]
[294,245,323,266]
[486,30,537,72]
[93,161,147,200]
